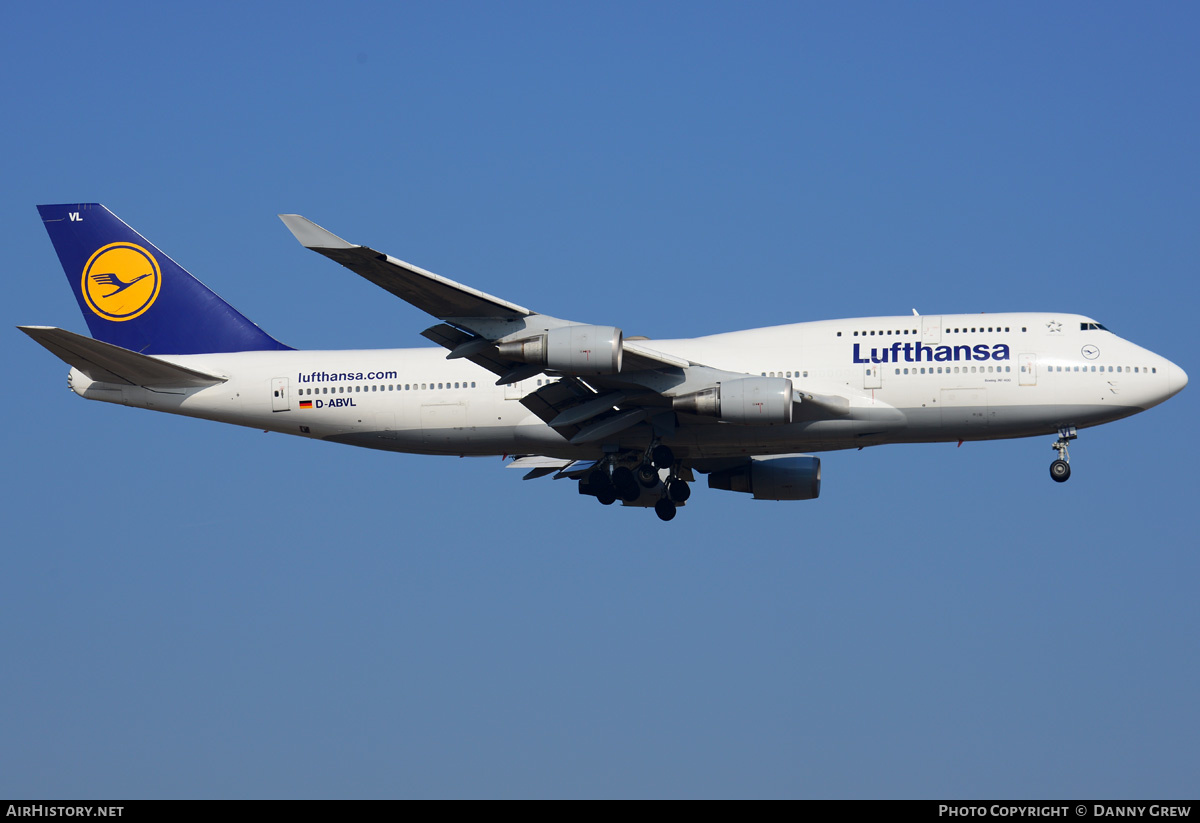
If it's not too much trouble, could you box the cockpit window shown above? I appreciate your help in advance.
[1081,322,1110,331]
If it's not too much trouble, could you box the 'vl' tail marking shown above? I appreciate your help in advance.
[38,203,290,355]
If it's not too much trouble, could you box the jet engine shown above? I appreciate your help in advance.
[672,376,793,425]
[707,455,821,500]
[496,325,623,375]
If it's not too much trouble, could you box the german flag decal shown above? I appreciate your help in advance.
[299,400,313,409]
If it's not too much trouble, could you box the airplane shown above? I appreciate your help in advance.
[22,203,1188,522]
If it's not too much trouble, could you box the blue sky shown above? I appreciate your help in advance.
[2,1,1196,799]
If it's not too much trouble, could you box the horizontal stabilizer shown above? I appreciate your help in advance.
[19,326,227,388]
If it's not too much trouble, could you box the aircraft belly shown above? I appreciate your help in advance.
[420,401,467,450]
[940,388,989,433]
[665,415,906,457]
[895,402,1141,443]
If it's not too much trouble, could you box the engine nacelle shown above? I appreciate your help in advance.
[707,455,821,500]
[496,325,623,375]
[672,376,793,425]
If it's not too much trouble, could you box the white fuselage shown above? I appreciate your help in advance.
[66,313,1187,460]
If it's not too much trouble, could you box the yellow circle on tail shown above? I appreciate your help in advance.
[81,242,162,321]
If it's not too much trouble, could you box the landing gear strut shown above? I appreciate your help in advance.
[610,466,640,501]
[1050,426,1076,483]
[581,468,617,505]
[645,442,689,520]
[580,443,691,521]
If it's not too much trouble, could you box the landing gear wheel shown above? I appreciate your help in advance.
[1049,426,1077,484]
[651,444,674,469]
[581,471,618,504]
[1050,459,1071,483]
[667,478,691,503]
[637,464,659,487]
[654,498,677,521]
[611,466,640,502]
[583,470,612,493]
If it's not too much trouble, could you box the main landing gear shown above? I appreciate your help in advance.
[653,475,692,522]
[1049,426,1077,483]
[578,442,692,521]
[645,442,691,521]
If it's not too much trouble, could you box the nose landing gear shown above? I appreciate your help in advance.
[1050,426,1076,483]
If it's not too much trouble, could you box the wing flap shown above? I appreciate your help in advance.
[19,326,227,388]
[507,455,574,480]
[420,323,514,378]
[518,378,597,439]
[568,408,647,444]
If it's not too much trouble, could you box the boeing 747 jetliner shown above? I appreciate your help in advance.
[22,204,1187,521]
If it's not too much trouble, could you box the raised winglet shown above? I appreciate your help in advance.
[277,214,356,250]
[278,214,531,320]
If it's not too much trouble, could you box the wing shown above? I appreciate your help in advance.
[278,215,849,443]
[278,214,531,321]
[278,215,690,376]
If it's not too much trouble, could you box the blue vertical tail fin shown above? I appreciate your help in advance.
[38,203,290,354]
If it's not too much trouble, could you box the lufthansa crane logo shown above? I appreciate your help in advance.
[81,242,161,321]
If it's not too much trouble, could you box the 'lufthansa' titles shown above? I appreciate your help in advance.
[853,342,1010,364]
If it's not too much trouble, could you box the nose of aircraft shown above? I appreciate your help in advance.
[1166,359,1188,399]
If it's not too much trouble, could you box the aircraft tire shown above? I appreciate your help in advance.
[651,444,674,469]
[1050,459,1071,483]
[611,467,640,502]
[654,498,677,521]
[667,478,691,503]
[588,470,613,494]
